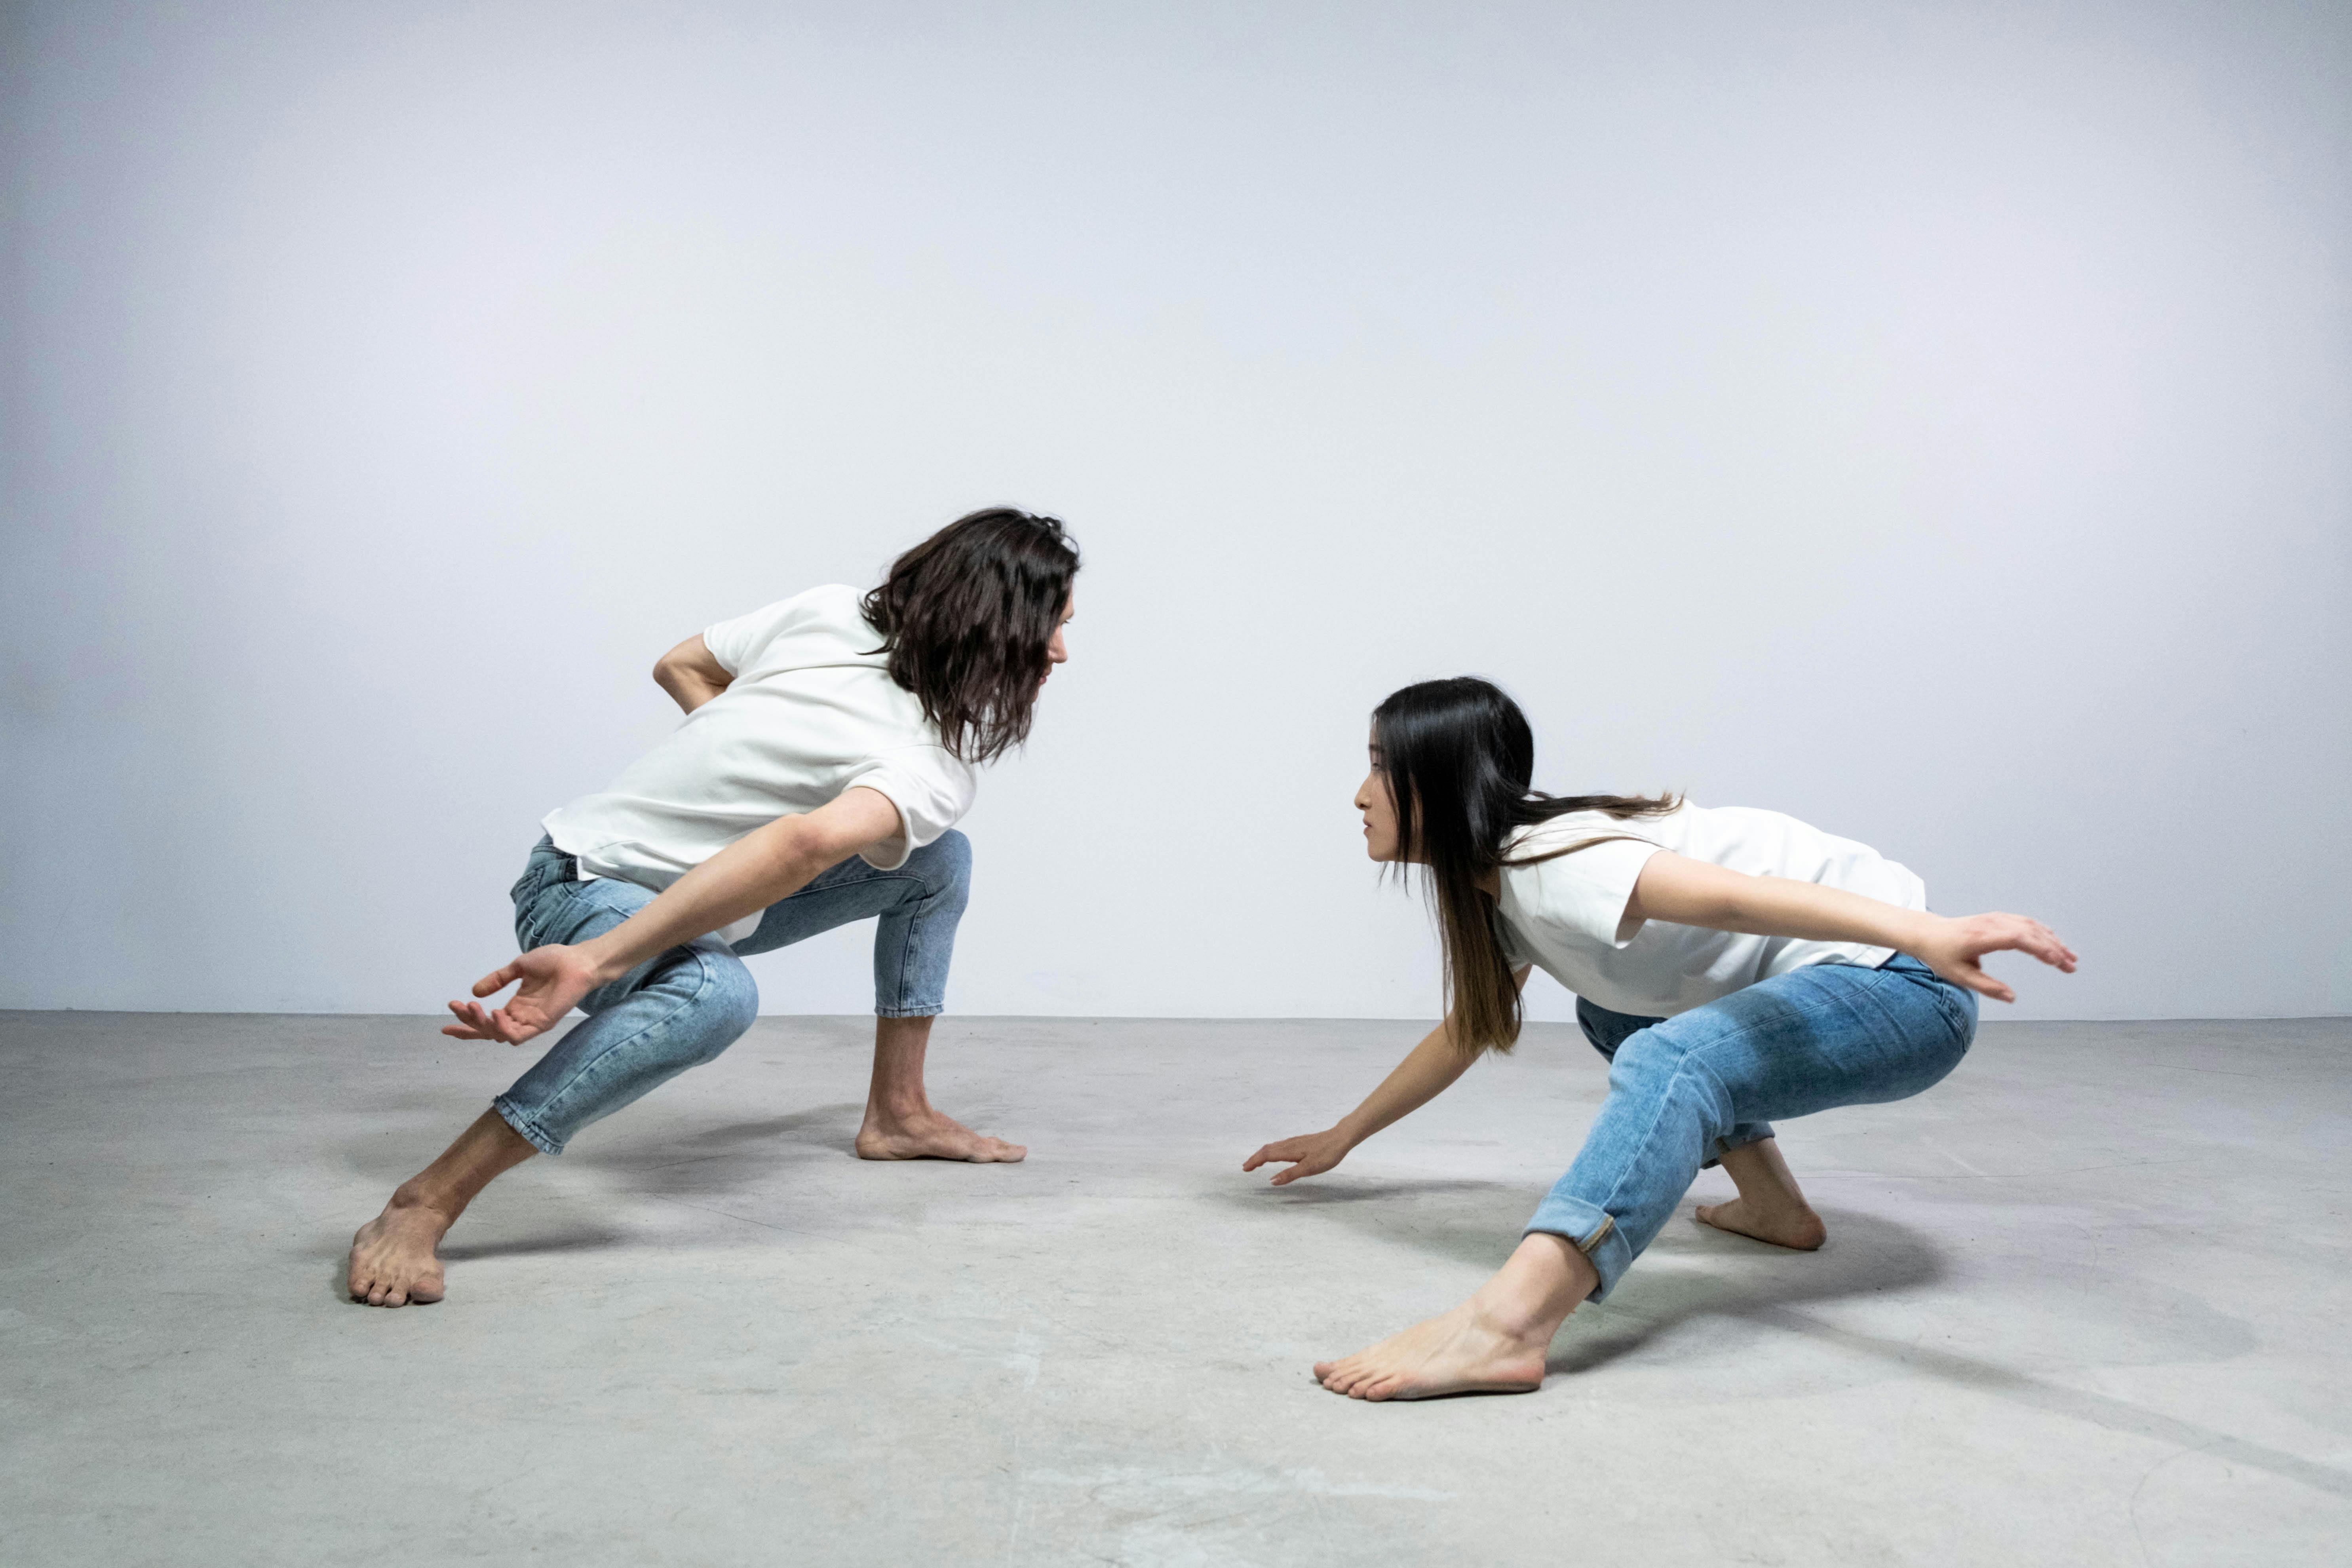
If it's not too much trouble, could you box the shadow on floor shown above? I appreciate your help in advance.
[1551,1206,1945,1373]
[1255,1179,2351,1502]
[577,1104,866,1190]
[436,1227,633,1263]
[1234,1177,1952,1352]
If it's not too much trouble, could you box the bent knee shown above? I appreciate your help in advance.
[690,960,760,1061]
[909,829,972,909]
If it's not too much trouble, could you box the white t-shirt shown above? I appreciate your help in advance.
[1495,802,1928,1019]
[542,585,978,943]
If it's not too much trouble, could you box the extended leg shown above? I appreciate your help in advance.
[346,1110,536,1306]
[1314,1233,1599,1400]
[1696,1136,1825,1250]
[854,1015,1025,1162]
[348,866,759,1308]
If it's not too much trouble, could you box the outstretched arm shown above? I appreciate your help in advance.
[1625,853,2077,1004]
[444,786,905,1044]
[1243,968,1532,1186]
[654,634,733,714]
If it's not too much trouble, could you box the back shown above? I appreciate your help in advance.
[1495,802,1928,1017]
[544,585,977,903]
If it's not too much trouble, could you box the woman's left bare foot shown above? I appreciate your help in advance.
[1701,1138,1827,1249]
[1313,1299,1548,1401]
[1694,1196,1826,1250]
[855,1108,1025,1162]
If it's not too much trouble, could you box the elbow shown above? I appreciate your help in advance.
[764,815,833,880]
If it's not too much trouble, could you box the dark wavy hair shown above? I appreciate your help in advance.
[860,507,1081,765]
[1373,677,1681,1055]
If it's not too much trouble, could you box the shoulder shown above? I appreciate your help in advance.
[777,583,865,628]
[708,585,886,670]
[1503,810,1657,859]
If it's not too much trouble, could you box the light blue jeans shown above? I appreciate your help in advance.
[1527,954,1977,1300]
[491,831,971,1155]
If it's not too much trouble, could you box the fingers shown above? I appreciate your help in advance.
[1244,1138,1306,1172]
[1945,913,2081,999]
[1953,963,2015,1005]
[443,998,542,1045]
[472,961,523,1000]
[488,1008,542,1046]
[443,1000,500,1040]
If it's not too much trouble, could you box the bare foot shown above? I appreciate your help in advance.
[855,1108,1025,1163]
[1695,1196,1826,1251]
[1313,1299,1548,1401]
[346,1198,453,1306]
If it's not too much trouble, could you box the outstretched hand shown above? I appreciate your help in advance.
[1243,1128,1353,1186]
[1914,913,2078,1004]
[442,945,607,1045]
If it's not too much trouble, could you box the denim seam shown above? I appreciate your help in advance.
[886,877,949,1016]
[894,899,923,1013]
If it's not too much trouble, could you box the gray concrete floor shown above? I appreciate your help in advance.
[2,1011,2348,1566]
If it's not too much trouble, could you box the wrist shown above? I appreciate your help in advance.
[1892,910,1946,956]
[574,935,637,987]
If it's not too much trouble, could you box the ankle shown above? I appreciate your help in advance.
[385,1180,458,1222]
[1474,1234,1597,1340]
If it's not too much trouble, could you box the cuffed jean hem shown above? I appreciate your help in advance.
[491,1095,568,1157]
[1705,1123,1777,1169]
[873,1005,945,1019]
[1525,1194,1634,1303]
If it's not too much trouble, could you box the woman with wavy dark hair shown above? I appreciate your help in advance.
[1246,676,2076,1399]
[348,507,1079,1308]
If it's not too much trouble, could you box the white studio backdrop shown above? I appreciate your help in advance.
[4,0,2348,1023]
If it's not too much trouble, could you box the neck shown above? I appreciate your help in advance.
[1474,867,1500,898]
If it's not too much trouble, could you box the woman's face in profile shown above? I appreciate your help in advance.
[1040,592,1074,688]
[1355,733,1403,862]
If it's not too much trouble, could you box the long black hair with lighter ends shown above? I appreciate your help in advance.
[1372,677,1681,1055]
[861,508,1080,765]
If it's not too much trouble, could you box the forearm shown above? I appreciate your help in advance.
[1332,1023,1477,1148]
[653,635,733,715]
[1662,870,1939,954]
[655,667,728,714]
[576,818,830,981]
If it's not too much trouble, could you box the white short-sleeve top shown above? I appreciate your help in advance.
[1494,802,1928,1019]
[542,585,978,941]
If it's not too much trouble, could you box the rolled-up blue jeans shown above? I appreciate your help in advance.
[491,831,971,1155]
[1527,954,1976,1301]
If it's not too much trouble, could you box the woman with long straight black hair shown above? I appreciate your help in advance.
[1245,677,2076,1400]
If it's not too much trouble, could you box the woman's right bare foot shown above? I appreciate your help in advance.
[1312,1232,1596,1402]
[1313,1299,1550,1401]
[1694,1196,1827,1251]
[347,1198,453,1306]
